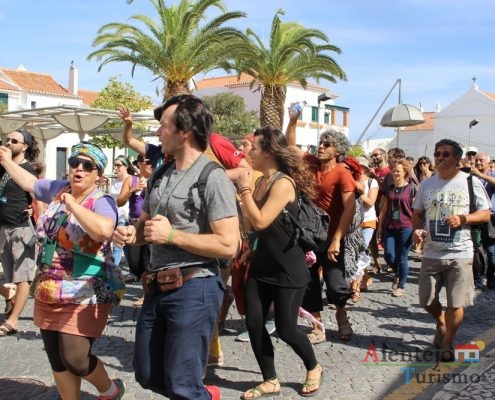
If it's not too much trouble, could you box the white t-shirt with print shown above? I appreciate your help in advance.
[413,171,490,259]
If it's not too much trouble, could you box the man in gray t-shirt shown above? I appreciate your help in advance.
[114,95,239,400]
[412,139,490,362]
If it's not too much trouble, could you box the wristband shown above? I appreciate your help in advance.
[238,185,251,193]
[167,228,176,245]
[240,190,251,197]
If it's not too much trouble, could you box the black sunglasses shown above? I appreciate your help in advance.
[433,151,452,158]
[370,153,381,158]
[140,159,152,165]
[318,140,333,149]
[5,137,24,145]
[68,156,98,172]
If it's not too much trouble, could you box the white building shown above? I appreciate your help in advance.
[194,73,350,149]
[0,64,126,179]
[388,81,495,160]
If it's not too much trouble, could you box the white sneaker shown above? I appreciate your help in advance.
[265,319,276,335]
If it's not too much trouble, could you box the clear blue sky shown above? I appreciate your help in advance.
[1,0,494,142]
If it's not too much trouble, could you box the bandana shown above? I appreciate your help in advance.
[70,141,107,171]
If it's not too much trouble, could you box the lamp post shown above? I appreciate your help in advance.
[317,92,331,144]
[468,119,479,148]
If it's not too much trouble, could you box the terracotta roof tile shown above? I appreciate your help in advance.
[0,68,75,97]
[196,73,332,93]
[78,89,99,106]
[0,79,19,91]
[195,73,254,89]
[401,111,435,131]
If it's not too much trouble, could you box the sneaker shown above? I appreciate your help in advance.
[307,329,326,344]
[265,319,276,335]
[207,352,224,367]
[236,330,251,342]
[98,378,126,400]
[392,288,405,297]
[205,385,221,400]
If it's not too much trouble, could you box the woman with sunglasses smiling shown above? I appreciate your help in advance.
[414,156,434,183]
[0,141,126,400]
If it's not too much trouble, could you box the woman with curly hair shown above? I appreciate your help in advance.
[236,126,323,399]
[414,156,434,182]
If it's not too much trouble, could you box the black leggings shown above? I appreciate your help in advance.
[40,329,97,377]
[244,278,317,381]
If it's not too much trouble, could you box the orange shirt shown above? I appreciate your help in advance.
[304,154,357,237]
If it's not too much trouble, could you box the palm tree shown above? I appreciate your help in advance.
[232,9,347,129]
[88,0,246,100]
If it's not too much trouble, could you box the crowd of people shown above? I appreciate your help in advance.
[0,94,494,400]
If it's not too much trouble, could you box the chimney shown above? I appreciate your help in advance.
[68,61,78,96]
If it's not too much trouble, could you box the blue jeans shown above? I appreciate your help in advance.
[383,227,413,289]
[362,227,375,248]
[133,274,223,399]
[482,235,495,288]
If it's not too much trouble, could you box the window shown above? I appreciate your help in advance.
[324,105,331,124]
[56,147,67,179]
[0,93,7,111]
[31,101,37,109]
[311,106,318,122]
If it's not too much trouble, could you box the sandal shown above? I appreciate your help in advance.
[300,365,324,397]
[3,287,16,318]
[0,322,17,337]
[337,315,353,341]
[350,279,361,303]
[240,378,280,399]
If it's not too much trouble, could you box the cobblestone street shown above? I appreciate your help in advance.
[2,254,495,399]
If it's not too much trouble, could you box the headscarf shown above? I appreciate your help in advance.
[114,155,130,167]
[70,141,107,171]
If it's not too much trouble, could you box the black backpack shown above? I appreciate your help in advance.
[284,192,330,253]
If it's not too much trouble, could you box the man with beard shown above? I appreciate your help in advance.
[0,130,39,336]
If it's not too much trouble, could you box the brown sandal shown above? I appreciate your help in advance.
[0,322,17,337]
[337,315,353,341]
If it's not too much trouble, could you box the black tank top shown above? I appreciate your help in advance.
[249,173,310,288]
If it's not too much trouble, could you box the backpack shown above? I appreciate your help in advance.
[284,191,331,253]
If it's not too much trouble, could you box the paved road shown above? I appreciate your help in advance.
[1,254,495,400]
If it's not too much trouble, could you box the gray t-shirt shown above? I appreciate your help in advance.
[413,171,490,259]
[142,154,238,271]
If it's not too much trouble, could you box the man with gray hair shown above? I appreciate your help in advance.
[299,128,357,344]
[412,139,490,361]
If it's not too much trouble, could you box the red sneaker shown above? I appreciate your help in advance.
[205,385,221,400]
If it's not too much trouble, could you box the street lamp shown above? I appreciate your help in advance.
[317,92,332,142]
[468,119,479,147]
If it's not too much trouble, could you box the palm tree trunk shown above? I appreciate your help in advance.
[164,80,192,102]
[260,85,286,129]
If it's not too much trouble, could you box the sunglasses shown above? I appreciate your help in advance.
[370,153,381,158]
[433,151,452,158]
[68,156,98,172]
[318,140,333,149]
[419,161,429,165]
[5,137,24,145]
[113,163,124,168]
[140,159,152,165]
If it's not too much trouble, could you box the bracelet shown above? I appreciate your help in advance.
[167,228,176,245]
[237,185,251,194]
[240,190,251,197]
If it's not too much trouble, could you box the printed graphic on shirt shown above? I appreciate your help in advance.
[425,187,468,246]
